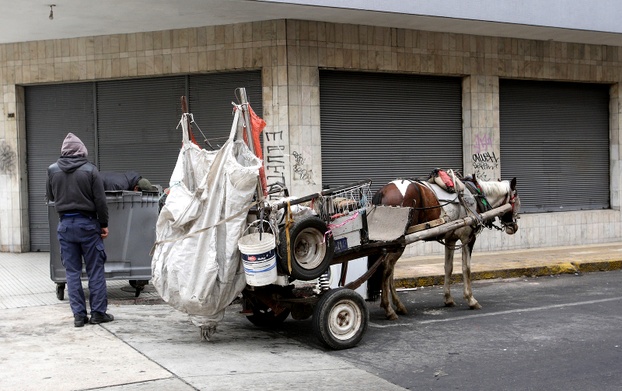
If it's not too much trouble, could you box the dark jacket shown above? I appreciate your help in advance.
[46,133,108,228]
[100,171,141,191]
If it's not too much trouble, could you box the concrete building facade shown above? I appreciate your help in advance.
[1,2,621,255]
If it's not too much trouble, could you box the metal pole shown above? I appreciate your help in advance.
[403,204,512,246]
[237,88,265,203]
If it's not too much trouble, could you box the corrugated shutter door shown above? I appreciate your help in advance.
[188,71,263,150]
[96,77,186,187]
[25,83,96,251]
[24,72,264,250]
[500,80,610,213]
[319,71,463,191]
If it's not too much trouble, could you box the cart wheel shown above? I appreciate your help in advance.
[56,283,65,301]
[278,216,334,280]
[246,300,291,328]
[313,288,369,350]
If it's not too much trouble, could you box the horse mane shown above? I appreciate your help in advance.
[477,179,510,199]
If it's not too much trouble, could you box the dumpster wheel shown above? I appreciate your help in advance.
[55,283,65,301]
[129,280,149,297]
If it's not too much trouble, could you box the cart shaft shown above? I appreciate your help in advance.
[403,203,512,245]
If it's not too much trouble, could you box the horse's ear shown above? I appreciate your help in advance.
[510,177,517,190]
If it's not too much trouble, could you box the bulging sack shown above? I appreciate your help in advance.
[151,110,261,328]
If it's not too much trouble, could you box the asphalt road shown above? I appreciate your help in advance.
[274,270,622,390]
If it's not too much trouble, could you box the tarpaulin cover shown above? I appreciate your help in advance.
[151,109,261,328]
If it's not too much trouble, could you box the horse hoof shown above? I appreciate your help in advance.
[396,308,408,315]
[386,313,398,321]
[444,301,456,307]
[469,303,482,310]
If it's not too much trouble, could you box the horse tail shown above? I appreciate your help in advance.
[372,187,385,205]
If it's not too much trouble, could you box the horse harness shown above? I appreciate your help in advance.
[402,176,501,249]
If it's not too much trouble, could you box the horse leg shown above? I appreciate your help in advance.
[380,253,400,320]
[443,241,456,307]
[462,238,481,309]
[388,256,408,316]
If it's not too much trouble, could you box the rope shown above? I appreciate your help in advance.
[150,200,259,256]
[324,211,359,243]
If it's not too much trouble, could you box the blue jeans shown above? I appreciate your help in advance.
[57,215,108,316]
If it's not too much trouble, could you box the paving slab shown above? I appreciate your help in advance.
[0,305,173,391]
[100,304,405,391]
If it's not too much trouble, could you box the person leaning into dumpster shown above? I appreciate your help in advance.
[100,170,153,191]
[46,132,114,327]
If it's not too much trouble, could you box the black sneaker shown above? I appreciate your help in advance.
[74,314,89,328]
[89,312,114,324]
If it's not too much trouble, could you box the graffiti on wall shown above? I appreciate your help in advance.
[292,151,316,185]
[471,133,496,180]
[264,129,287,192]
[472,151,499,181]
[0,141,16,175]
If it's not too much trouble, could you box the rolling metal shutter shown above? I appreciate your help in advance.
[96,76,186,187]
[188,71,263,150]
[319,71,463,192]
[25,83,96,251]
[500,80,610,213]
[25,71,263,251]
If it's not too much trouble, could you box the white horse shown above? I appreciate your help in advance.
[369,175,520,320]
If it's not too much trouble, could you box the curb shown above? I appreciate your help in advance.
[394,259,622,289]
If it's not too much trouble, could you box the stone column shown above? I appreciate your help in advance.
[611,83,621,211]
[261,21,293,198]
[282,21,322,197]
[462,75,501,181]
[0,84,28,252]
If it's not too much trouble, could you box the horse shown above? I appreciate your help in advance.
[368,173,520,320]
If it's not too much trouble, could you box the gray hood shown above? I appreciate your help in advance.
[61,133,88,157]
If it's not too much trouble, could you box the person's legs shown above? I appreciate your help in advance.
[57,218,87,321]
[79,217,109,316]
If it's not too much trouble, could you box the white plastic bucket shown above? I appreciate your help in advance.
[238,231,277,286]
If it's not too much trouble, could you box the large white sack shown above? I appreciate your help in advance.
[151,110,261,330]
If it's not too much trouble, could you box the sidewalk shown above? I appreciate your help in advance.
[1,242,622,391]
[393,241,622,288]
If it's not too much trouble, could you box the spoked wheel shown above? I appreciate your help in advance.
[245,297,291,328]
[55,283,65,301]
[312,288,369,350]
[278,216,334,280]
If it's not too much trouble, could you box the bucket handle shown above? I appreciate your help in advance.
[243,219,275,241]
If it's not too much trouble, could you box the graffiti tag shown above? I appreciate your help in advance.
[292,151,316,185]
[0,141,16,175]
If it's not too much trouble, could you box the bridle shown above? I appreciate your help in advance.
[497,187,519,231]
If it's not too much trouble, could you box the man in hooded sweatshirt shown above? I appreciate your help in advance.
[46,133,114,327]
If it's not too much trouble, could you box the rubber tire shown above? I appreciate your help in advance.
[246,300,291,328]
[278,215,334,281]
[56,283,65,301]
[129,280,149,288]
[129,280,149,297]
[312,288,369,350]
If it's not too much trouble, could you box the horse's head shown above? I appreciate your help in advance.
[474,175,520,235]
[499,177,520,235]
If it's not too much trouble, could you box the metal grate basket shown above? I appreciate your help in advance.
[314,180,373,221]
